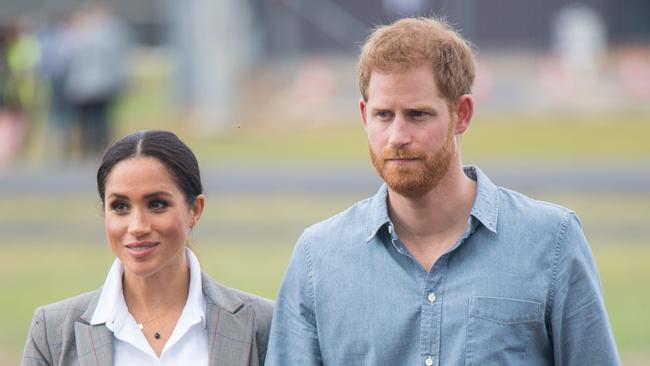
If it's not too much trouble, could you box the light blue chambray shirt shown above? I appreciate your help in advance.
[266,166,619,366]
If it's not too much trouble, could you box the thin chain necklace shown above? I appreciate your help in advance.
[136,312,170,340]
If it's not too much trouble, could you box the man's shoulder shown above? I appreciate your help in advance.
[497,186,576,225]
[301,195,374,242]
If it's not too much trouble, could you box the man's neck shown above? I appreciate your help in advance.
[387,165,477,271]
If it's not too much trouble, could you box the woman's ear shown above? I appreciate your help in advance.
[190,194,205,228]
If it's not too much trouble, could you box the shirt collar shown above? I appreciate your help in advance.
[464,165,499,233]
[184,247,207,328]
[90,247,206,329]
[90,256,127,327]
[365,164,499,243]
[365,184,391,242]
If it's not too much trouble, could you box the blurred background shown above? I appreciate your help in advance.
[0,0,649,364]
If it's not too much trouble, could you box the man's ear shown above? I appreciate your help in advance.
[359,98,368,131]
[454,94,474,135]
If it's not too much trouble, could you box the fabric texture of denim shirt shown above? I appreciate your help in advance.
[266,165,619,366]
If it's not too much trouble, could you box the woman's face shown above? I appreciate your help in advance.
[103,156,204,279]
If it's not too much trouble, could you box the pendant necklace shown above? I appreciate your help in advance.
[136,312,168,340]
[137,322,162,339]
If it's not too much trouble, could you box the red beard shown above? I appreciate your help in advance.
[370,130,455,199]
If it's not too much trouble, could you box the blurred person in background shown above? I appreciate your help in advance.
[64,1,131,160]
[0,25,25,166]
[22,130,273,365]
[266,17,619,365]
[0,20,39,166]
[37,13,74,161]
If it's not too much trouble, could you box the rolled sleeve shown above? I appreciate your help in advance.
[265,232,322,366]
[550,213,620,365]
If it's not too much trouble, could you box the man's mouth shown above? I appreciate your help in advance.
[386,157,419,162]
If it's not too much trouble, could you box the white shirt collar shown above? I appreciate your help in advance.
[90,247,206,332]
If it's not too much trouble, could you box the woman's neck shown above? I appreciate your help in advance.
[122,261,190,316]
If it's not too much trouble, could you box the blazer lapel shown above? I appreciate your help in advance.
[74,291,114,366]
[202,273,256,366]
[74,323,113,366]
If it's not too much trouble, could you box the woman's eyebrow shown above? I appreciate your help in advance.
[106,191,173,200]
[142,191,174,199]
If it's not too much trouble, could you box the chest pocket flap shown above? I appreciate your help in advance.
[469,296,543,324]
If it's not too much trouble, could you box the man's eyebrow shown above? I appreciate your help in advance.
[405,105,437,111]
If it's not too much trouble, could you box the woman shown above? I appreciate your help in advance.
[22,130,273,365]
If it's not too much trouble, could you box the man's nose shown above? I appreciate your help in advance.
[387,116,412,148]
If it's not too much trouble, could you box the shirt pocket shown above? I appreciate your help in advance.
[465,296,543,366]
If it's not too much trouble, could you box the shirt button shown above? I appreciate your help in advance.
[424,356,434,366]
[427,292,437,304]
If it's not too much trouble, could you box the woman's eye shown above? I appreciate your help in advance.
[111,202,129,213]
[149,199,169,211]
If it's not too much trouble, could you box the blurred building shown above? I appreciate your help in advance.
[1,0,648,130]
[1,0,647,56]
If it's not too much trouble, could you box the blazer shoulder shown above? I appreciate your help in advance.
[40,290,98,318]
[32,290,99,335]
[201,272,273,320]
[201,273,273,364]
[227,287,273,365]
[23,290,99,365]
[230,288,274,328]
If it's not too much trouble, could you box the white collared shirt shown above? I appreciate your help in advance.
[90,248,209,365]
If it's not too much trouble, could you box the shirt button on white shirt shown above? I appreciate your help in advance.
[427,292,436,304]
[424,355,434,366]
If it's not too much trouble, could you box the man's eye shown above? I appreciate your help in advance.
[376,111,392,120]
[410,111,428,119]
[111,202,129,213]
[149,199,169,211]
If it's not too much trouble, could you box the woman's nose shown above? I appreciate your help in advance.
[127,209,151,237]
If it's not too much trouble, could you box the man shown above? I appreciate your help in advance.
[266,17,619,365]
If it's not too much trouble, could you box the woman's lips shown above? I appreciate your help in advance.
[125,241,159,258]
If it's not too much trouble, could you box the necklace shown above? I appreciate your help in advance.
[135,312,169,340]
[137,322,162,340]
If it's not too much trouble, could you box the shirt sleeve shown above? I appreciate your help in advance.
[265,232,322,366]
[549,213,620,365]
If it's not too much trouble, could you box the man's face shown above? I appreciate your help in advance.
[360,65,457,199]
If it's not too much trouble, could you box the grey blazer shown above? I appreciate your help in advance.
[21,272,273,366]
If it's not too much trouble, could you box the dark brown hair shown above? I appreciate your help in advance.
[97,130,203,207]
